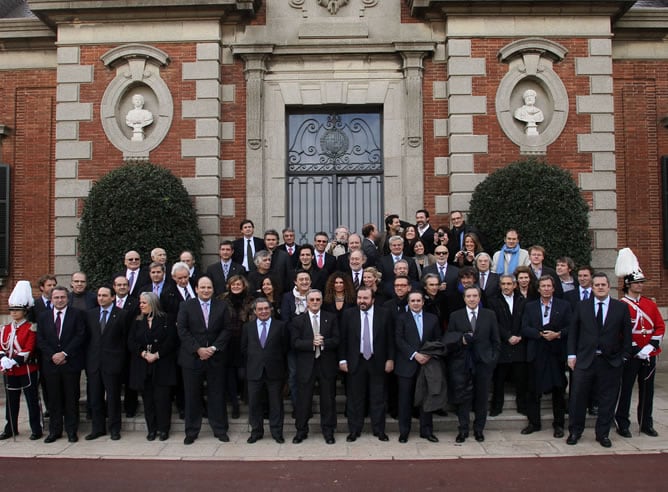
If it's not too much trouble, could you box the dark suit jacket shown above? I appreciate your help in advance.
[290,310,340,383]
[447,307,500,366]
[267,248,292,286]
[177,297,232,369]
[29,296,50,323]
[422,262,459,298]
[489,292,527,363]
[521,297,571,363]
[139,281,181,316]
[417,226,436,254]
[531,265,564,298]
[338,305,395,375]
[377,254,420,283]
[564,287,590,313]
[478,271,500,304]
[68,290,98,311]
[567,297,632,370]
[37,307,87,373]
[127,314,178,389]
[314,251,337,277]
[362,237,379,267]
[232,236,265,270]
[278,243,301,269]
[85,305,129,375]
[394,310,440,378]
[206,260,246,296]
[241,317,290,381]
[117,295,140,320]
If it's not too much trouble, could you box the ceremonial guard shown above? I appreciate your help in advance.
[614,248,665,438]
[0,281,43,440]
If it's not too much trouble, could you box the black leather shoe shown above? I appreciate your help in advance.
[183,435,196,445]
[489,408,502,417]
[474,431,485,442]
[455,432,468,443]
[641,426,659,437]
[553,426,564,438]
[273,435,285,444]
[566,433,580,445]
[377,433,389,442]
[292,434,306,444]
[398,434,408,443]
[159,432,169,441]
[247,435,262,444]
[217,433,230,442]
[110,433,121,441]
[346,433,359,442]
[85,431,106,441]
[146,432,157,441]
[521,424,540,435]
[67,434,78,443]
[44,434,61,443]
[0,432,13,440]
[231,407,240,419]
[597,436,612,448]
[29,432,43,441]
[325,436,335,445]
[616,427,632,438]
[421,434,439,443]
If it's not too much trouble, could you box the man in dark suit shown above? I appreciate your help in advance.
[177,276,232,445]
[232,219,265,272]
[313,231,337,277]
[445,286,500,443]
[118,250,150,298]
[290,289,339,444]
[241,298,290,444]
[339,286,395,442]
[395,291,441,443]
[448,210,487,261]
[84,285,129,441]
[340,249,366,290]
[37,286,87,443]
[566,272,632,448]
[206,240,245,297]
[31,274,57,321]
[361,223,380,267]
[520,275,572,438]
[528,245,564,299]
[139,262,179,315]
[280,227,301,269]
[563,265,594,312]
[415,209,436,255]
[179,250,203,288]
[264,229,293,284]
[290,244,327,292]
[377,236,419,285]
[421,245,459,299]
[112,274,139,417]
[474,252,500,305]
[68,272,98,311]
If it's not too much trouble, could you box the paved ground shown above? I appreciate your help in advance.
[1,359,667,462]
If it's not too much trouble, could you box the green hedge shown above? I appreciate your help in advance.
[78,162,203,287]
[468,159,591,267]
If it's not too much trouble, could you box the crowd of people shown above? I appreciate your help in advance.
[0,211,663,448]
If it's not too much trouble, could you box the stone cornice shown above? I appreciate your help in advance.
[614,8,668,40]
[29,0,260,27]
[408,1,636,20]
[0,18,55,49]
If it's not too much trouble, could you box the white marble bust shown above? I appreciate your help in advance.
[125,94,154,141]
[514,89,544,136]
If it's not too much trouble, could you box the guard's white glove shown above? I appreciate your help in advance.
[636,351,649,361]
[0,356,17,370]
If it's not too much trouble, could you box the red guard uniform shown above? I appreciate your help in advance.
[0,321,42,438]
[615,295,665,433]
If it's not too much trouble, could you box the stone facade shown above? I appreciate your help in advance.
[0,1,667,304]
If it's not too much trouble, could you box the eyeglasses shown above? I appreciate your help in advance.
[434,251,448,255]
[127,258,140,261]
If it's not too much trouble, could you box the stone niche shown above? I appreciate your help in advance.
[495,38,569,155]
[100,44,174,162]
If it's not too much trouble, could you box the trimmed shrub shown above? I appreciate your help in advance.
[468,159,591,267]
[78,162,203,287]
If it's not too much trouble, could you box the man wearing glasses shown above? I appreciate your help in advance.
[119,250,149,297]
[421,246,459,298]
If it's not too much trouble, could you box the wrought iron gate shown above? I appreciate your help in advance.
[287,111,383,242]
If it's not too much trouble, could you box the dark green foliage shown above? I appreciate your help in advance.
[468,159,591,267]
[78,162,203,288]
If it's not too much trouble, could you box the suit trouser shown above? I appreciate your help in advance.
[568,356,622,438]
[141,379,172,434]
[615,356,656,431]
[526,362,565,429]
[87,370,122,434]
[491,361,528,413]
[471,362,494,433]
[248,375,284,438]
[3,372,42,436]
[397,374,433,437]
[44,370,81,436]
[346,356,386,435]
[295,359,336,438]
[182,363,228,438]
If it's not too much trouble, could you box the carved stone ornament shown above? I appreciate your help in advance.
[99,44,174,162]
[290,0,377,15]
[495,38,569,155]
[318,0,349,14]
